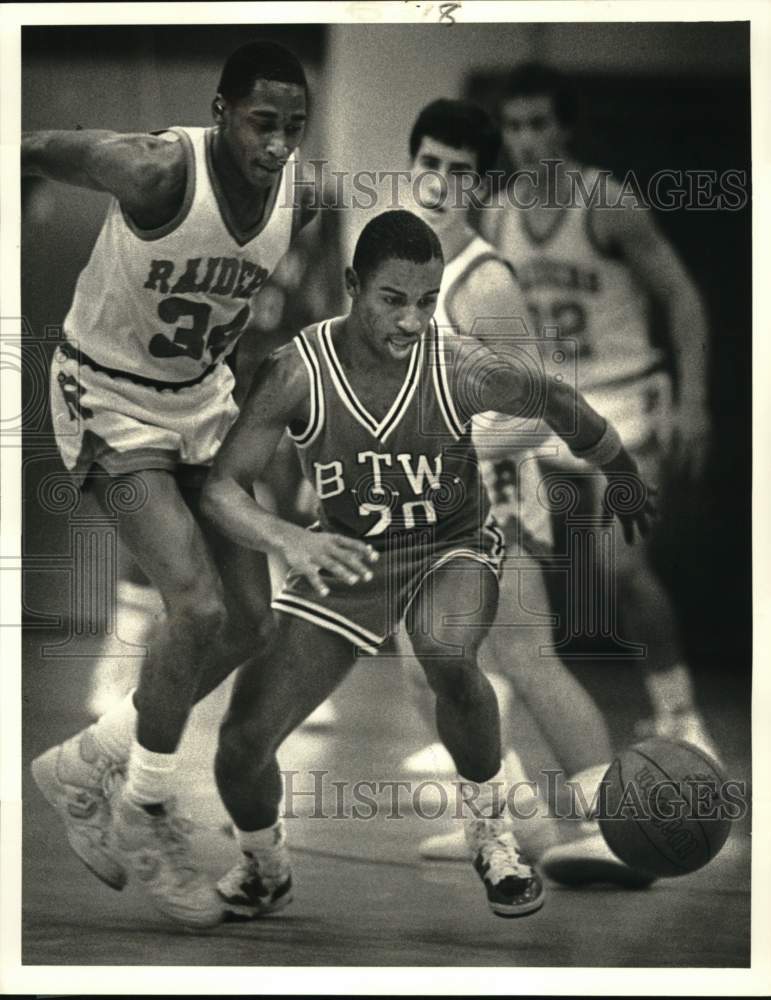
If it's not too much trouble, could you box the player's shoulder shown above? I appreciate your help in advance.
[249,335,312,402]
[578,163,655,247]
[465,250,514,288]
[94,128,188,209]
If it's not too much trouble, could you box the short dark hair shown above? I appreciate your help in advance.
[218,40,307,104]
[352,210,443,285]
[500,62,577,128]
[409,98,501,177]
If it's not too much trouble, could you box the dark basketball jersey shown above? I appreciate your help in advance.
[287,317,491,548]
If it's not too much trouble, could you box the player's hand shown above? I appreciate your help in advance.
[278,525,379,596]
[600,447,658,545]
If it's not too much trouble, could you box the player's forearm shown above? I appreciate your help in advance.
[201,474,302,557]
[541,377,608,454]
[22,130,113,188]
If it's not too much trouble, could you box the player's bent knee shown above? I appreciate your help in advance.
[420,657,482,702]
[167,591,228,644]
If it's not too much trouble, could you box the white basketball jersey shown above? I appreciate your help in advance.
[64,127,295,382]
[433,233,502,333]
[491,167,662,390]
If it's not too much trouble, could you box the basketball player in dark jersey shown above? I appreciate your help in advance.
[201,210,655,920]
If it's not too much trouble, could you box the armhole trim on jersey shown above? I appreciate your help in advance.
[585,203,623,261]
[120,127,196,242]
[288,330,324,447]
[443,252,514,336]
[431,322,465,440]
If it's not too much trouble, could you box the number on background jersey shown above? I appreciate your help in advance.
[149,297,250,362]
[528,300,591,358]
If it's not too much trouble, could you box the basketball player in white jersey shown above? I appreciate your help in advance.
[200,210,654,921]
[24,41,317,928]
[395,100,655,886]
[480,64,717,877]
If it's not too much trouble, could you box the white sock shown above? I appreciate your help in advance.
[236,817,285,856]
[504,748,559,858]
[459,763,507,819]
[645,662,695,718]
[90,689,138,763]
[124,740,178,805]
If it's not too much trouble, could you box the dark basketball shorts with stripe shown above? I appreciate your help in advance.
[272,516,506,654]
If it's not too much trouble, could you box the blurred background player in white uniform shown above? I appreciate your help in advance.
[26,40,317,929]
[481,63,716,760]
[392,99,656,886]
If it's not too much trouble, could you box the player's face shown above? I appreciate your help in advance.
[348,256,443,363]
[500,95,566,171]
[410,136,481,234]
[215,78,307,188]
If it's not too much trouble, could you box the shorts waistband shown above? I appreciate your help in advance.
[57,340,219,391]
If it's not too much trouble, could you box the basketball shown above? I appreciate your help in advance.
[597,739,733,877]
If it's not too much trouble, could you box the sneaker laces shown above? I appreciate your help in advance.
[478,828,533,882]
[239,846,289,887]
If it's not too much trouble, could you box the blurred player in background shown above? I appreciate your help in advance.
[482,63,715,754]
[395,98,657,885]
[26,40,318,928]
[201,209,655,922]
[481,62,717,877]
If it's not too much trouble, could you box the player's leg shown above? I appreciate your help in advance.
[214,615,356,918]
[408,557,544,917]
[32,467,237,927]
[614,441,717,755]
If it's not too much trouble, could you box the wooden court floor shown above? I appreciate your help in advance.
[20,631,751,969]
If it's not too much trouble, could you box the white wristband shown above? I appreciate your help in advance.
[570,420,623,466]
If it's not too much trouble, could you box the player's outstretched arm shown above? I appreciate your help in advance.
[592,201,710,476]
[201,346,377,596]
[455,339,657,543]
[21,129,185,228]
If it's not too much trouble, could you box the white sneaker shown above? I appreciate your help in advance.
[466,815,544,918]
[31,728,127,890]
[540,830,656,889]
[299,699,338,730]
[217,822,293,920]
[111,790,223,929]
[401,741,456,778]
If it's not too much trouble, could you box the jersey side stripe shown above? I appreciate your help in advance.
[319,322,379,435]
[431,322,465,439]
[289,331,325,447]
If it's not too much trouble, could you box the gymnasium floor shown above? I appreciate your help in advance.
[19,613,752,972]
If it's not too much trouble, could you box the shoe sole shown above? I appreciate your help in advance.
[490,892,546,918]
[542,856,656,889]
[31,749,128,891]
